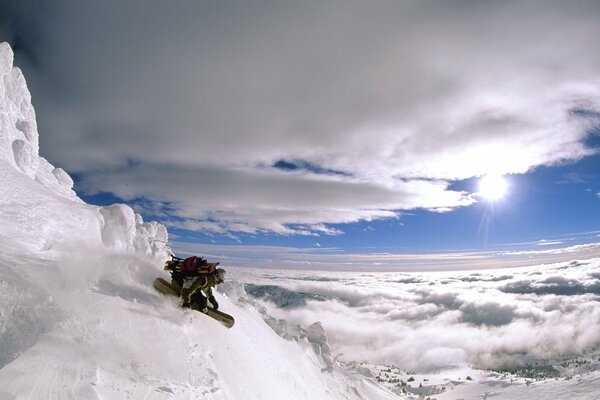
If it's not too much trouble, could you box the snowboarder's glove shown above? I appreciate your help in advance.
[209,295,218,310]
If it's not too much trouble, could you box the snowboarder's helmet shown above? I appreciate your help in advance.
[215,268,226,283]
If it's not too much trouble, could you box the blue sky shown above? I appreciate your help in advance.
[78,153,600,258]
[2,1,599,269]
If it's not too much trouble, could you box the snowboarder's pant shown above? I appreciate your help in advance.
[191,292,208,309]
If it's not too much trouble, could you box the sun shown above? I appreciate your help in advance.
[478,174,508,201]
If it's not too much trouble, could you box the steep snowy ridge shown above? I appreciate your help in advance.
[0,42,396,399]
[0,42,168,257]
[0,42,75,200]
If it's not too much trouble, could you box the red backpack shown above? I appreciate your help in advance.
[180,256,219,274]
[164,255,219,275]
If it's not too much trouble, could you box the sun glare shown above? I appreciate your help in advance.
[478,174,508,201]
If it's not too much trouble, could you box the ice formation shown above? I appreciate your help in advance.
[0,42,168,258]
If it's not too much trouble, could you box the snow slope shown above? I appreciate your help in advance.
[0,42,398,399]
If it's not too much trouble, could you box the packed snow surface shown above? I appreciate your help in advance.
[2,41,600,399]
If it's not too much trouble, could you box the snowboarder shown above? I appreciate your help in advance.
[153,261,234,328]
[181,268,226,313]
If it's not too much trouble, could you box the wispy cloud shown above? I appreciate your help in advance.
[502,242,600,257]
[557,172,595,184]
[537,240,563,246]
[174,240,600,271]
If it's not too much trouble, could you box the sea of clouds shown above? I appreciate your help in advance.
[229,258,600,373]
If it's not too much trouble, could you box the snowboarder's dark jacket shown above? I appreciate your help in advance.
[181,272,219,307]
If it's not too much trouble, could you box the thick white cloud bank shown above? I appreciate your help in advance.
[6,1,600,235]
[238,260,600,371]
[233,259,600,399]
[0,42,398,400]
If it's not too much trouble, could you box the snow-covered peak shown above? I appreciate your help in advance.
[0,41,80,201]
[0,41,40,180]
[0,41,168,260]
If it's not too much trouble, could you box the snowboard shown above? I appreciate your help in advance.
[153,277,235,328]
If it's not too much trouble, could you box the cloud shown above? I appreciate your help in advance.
[173,240,600,272]
[537,240,564,246]
[389,276,424,284]
[3,1,600,233]
[232,257,600,372]
[459,301,516,326]
[412,289,463,310]
[558,172,594,184]
[459,274,513,283]
[501,276,600,296]
[77,163,473,235]
[502,242,600,257]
